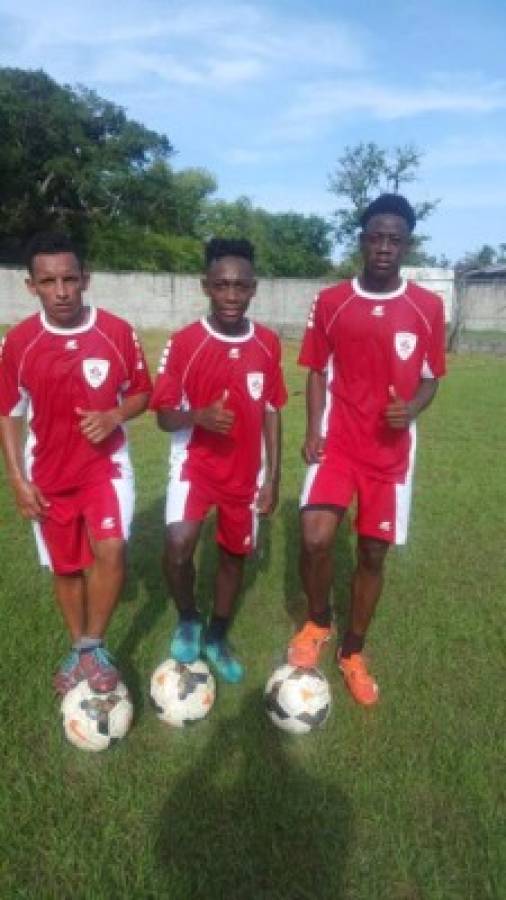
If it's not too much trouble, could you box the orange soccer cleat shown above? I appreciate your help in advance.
[338,652,379,706]
[287,621,332,668]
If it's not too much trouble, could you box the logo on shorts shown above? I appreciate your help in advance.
[247,372,264,400]
[100,517,115,530]
[378,520,392,532]
[83,359,110,389]
[243,535,251,547]
[394,332,417,361]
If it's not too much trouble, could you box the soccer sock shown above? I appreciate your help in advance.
[73,636,103,653]
[310,607,332,628]
[179,608,201,623]
[206,615,230,643]
[340,630,365,659]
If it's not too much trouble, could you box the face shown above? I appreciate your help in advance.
[202,256,256,334]
[360,214,410,285]
[26,252,89,328]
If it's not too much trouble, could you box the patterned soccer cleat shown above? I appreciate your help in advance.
[203,637,245,683]
[338,652,379,706]
[287,621,332,669]
[79,646,120,693]
[169,619,203,665]
[53,649,84,696]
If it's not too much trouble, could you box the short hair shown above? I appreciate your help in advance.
[360,194,416,234]
[205,237,255,269]
[25,231,85,274]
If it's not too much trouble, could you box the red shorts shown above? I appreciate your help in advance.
[33,476,134,575]
[165,477,258,556]
[300,447,415,545]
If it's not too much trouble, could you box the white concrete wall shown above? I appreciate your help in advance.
[461,281,506,331]
[0,265,455,332]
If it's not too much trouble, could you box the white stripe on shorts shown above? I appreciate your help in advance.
[394,422,417,545]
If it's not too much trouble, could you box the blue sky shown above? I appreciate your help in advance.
[1,0,505,262]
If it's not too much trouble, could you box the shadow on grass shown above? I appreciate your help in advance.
[280,498,355,637]
[156,688,352,900]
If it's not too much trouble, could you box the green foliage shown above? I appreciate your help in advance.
[200,198,334,277]
[0,67,334,277]
[328,141,439,266]
[0,68,172,260]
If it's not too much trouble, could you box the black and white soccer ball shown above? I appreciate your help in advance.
[150,658,216,727]
[61,680,133,751]
[265,664,331,734]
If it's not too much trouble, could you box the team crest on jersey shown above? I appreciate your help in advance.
[83,358,110,388]
[394,332,417,361]
[247,372,264,400]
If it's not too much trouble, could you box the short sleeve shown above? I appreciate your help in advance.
[265,335,288,411]
[0,332,27,416]
[150,334,185,410]
[120,327,153,397]
[424,298,446,379]
[298,293,331,371]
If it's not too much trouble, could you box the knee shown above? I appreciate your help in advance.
[357,539,388,575]
[93,539,125,571]
[165,534,194,568]
[302,527,334,558]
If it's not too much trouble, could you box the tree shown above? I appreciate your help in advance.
[455,243,506,274]
[0,68,173,261]
[328,142,439,266]
[200,199,334,277]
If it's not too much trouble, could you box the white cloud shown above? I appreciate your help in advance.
[427,135,506,168]
[284,78,506,125]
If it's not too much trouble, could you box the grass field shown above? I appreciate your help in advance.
[0,333,504,900]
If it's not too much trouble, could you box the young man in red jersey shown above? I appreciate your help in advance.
[0,233,152,695]
[151,238,287,682]
[287,194,446,705]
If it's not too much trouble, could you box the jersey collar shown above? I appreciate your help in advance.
[40,305,97,335]
[352,276,407,300]
[201,316,254,343]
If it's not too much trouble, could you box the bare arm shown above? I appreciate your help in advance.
[302,369,327,463]
[76,391,150,444]
[257,408,282,515]
[385,379,439,430]
[0,415,50,519]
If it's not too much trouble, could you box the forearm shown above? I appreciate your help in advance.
[306,369,326,437]
[263,409,281,485]
[408,378,439,418]
[117,392,150,424]
[0,416,25,484]
[157,408,196,432]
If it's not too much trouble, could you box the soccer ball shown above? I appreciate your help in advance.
[150,658,216,727]
[265,664,331,734]
[61,680,133,751]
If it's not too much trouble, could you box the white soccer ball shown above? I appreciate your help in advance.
[150,658,216,727]
[61,680,133,751]
[265,664,332,734]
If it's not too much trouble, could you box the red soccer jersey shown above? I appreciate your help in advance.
[150,318,288,498]
[0,307,152,493]
[299,277,446,481]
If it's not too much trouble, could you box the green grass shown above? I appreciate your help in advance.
[0,335,504,900]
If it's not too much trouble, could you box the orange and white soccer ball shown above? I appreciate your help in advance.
[61,680,133,751]
[150,658,216,727]
[265,664,331,734]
